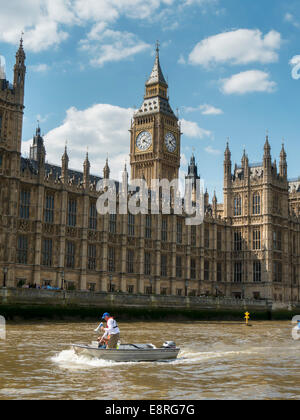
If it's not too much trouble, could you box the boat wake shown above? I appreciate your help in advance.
[51,349,142,369]
[169,347,261,366]
[51,346,263,370]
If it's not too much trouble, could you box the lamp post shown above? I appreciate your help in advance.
[150,277,153,295]
[109,275,113,293]
[3,267,8,288]
[185,280,189,297]
[61,271,65,290]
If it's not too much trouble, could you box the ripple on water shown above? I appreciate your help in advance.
[1,321,300,400]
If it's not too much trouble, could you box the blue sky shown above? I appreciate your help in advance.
[1,0,300,200]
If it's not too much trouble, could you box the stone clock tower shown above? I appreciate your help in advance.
[130,44,181,186]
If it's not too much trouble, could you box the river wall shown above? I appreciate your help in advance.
[0,288,299,321]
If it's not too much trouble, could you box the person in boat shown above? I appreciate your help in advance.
[98,312,120,349]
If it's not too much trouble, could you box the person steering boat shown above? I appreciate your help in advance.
[98,312,120,349]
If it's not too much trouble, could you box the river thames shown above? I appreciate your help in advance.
[0,321,299,400]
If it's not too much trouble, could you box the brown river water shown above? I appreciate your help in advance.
[0,321,300,400]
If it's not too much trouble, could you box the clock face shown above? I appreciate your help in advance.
[136,131,152,151]
[165,132,177,153]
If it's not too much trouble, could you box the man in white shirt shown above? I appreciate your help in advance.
[98,312,120,349]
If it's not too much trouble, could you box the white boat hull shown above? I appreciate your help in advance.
[72,343,180,362]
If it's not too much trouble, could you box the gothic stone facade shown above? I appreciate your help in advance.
[0,42,300,303]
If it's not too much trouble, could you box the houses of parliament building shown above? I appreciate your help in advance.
[1,40,300,303]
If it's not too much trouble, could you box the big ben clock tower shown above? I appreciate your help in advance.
[130,43,181,186]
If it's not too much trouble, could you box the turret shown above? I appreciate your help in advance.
[263,134,272,177]
[185,154,200,202]
[212,191,217,218]
[241,149,249,178]
[13,37,26,104]
[223,142,232,219]
[122,163,129,195]
[83,152,90,189]
[279,143,287,179]
[204,189,209,209]
[61,145,69,183]
[224,142,232,183]
[103,158,110,179]
[30,125,46,166]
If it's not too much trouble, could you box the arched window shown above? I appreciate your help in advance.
[234,195,242,216]
[253,192,261,215]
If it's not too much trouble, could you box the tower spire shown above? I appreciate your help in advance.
[83,149,90,189]
[224,141,232,178]
[20,32,24,49]
[122,161,129,194]
[103,157,110,179]
[13,35,26,104]
[223,140,232,218]
[263,132,272,176]
[280,141,287,179]
[61,143,69,183]
[146,41,167,88]
[30,122,45,165]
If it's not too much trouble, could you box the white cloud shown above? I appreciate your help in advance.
[221,70,277,95]
[180,119,212,139]
[29,63,50,73]
[80,28,151,67]
[184,104,223,115]
[22,103,133,181]
[0,0,175,53]
[73,0,174,22]
[285,13,294,23]
[0,0,221,55]
[182,0,219,8]
[188,29,281,67]
[205,145,221,155]
[284,12,300,28]
[163,21,179,31]
[178,55,186,65]
[0,0,74,52]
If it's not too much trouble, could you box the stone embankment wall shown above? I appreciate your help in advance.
[0,288,298,320]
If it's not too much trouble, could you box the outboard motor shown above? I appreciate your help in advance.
[162,341,176,349]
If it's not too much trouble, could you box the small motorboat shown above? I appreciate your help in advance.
[72,341,180,362]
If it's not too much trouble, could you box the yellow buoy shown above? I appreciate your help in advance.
[244,312,250,326]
